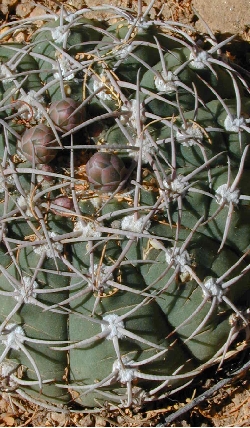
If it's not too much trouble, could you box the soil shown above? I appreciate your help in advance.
[0,0,249,426]
[1,0,250,35]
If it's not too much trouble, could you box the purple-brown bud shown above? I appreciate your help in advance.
[20,124,59,164]
[50,196,74,217]
[48,98,86,132]
[37,164,55,182]
[85,152,127,193]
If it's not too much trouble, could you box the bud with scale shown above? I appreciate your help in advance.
[20,124,59,164]
[85,152,128,193]
[48,98,86,132]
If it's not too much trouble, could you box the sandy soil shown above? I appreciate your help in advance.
[1,0,250,35]
[193,0,250,34]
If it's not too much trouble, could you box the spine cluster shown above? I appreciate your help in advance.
[0,2,249,410]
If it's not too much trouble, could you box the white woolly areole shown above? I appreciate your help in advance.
[89,263,112,280]
[129,136,154,164]
[18,90,45,121]
[64,13,77,23]
[90,196,102,209]
[176,123,203,146]
[89,263,113,290]
[0,361,16,378]
[113,357,137,383]
[138,21,153,32]
[215,184,240,205]
[189,50,210,69]
[51,25,69,44]
[120,99,145,129]
[203,278,223,301]
[33,231,63,258]
[224,115,246,132]
[154,71,179,93]
[0,63,13,82]
[101,314,124,340]
[163,175,189,200]
[165,247,191,273]
[0,361,18,388]
[73,220,102,238]
[17,195,33,217]
[15,276,38,303]
[116,43,133,60]
[93,73,113,101]
[1,324,25,350]
[53,56,75,81]
[121,214,151,233]
[0,173,14,193]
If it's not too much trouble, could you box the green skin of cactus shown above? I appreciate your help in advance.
[0,124,25,159]
[155,108,227,168]
[0,46,43,127]
[0,162,74,403]
[68,188,250,406]
[0,237,70,404]
[0,12,250,410]
[105,110,226,168]
[166,166,250,254]
[87,21,183,115]
[31,18,105,102]
[0,44,42,94]
[105,121,249,254]
[69,238,196,407]
[98,21,178,83]
[139,227,250,362]
[205,97,250,167]
[139,46,239,118]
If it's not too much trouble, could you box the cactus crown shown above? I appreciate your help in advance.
[0,0,249,412]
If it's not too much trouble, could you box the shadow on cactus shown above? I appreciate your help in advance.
[0,0,249,413]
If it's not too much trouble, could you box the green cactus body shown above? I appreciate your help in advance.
[140,229,250,359]
[69,239,196,407]
[0,44,42,94]
[0,2,249,412]
[0,245,70,404]
[205,98,250,167]
[99,21,169,82]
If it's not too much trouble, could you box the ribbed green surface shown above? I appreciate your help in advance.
[0,4,249,410]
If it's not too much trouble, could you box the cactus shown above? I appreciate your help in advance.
[0,1,249,412]
[85,152,128,192]
[20,124,60,164]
